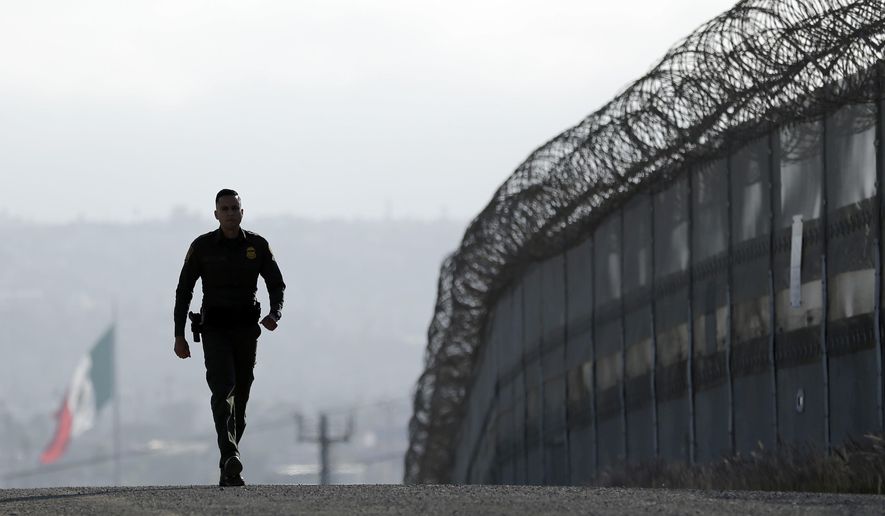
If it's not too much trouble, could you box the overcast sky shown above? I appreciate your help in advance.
[2,0,738,224]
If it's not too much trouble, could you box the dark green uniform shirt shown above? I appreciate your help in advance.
[174,228,285,337]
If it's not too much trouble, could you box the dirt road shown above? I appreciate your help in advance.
[2,484,884,515]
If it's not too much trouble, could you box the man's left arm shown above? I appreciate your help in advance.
[259,239,286,331]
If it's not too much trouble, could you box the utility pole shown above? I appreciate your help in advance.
[295,412,354,485]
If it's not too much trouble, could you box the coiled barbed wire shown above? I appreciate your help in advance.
[405,0,885,484]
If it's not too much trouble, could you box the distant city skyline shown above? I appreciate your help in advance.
[2,0,738,224]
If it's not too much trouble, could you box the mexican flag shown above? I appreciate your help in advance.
[40,326,115,464]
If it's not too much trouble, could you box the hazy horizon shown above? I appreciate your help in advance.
[0,204,468,226]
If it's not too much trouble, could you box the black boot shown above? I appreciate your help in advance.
[219,455,245,486]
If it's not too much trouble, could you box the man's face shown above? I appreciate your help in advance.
[214,195,243,231]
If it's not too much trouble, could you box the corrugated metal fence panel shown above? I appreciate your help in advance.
[691,160,732,462]
[773,119,827,448]
[540,253,569,484]
[511,279,528,484]
[479,316,497,480]
[456,310,490,482]
[825,100,880,445]
[565,238,595,483]
[470,322,490,481]
[483,299,505,483]
[523,265,544,484]
[881,84,885,443]
[454,371,475,480]
[622,193,655,465]
[495,289,516,484]
[464,314,495,482]
[594,212,625,469]
[653,175,692,463]
[730,136,776,455]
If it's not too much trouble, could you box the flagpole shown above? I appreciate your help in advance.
[112,304,121,487]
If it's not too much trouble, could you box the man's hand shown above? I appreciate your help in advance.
[174,336,191,359]
[260,315,278,331]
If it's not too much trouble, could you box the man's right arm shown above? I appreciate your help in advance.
[173,242,201,338]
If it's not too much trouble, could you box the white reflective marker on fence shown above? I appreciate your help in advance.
[790,215,804,309]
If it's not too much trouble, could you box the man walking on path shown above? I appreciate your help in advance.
[173,188,286,486]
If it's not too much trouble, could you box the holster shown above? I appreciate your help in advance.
[188,311,203,342]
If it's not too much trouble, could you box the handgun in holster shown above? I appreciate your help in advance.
[188,311,203,343]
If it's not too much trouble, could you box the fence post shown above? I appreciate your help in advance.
[688,169,697,465]
[821,107,832,453]
[650,190,660,459]
[875,64,884,433]
[768,129,780,450]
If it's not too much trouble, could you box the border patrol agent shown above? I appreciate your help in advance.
[173,188,285,486]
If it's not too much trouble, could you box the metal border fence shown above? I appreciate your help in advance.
[405,0,885,484]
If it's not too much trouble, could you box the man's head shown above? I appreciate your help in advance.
[214,189,243,233]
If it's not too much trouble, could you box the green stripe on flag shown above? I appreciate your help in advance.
[89,326,115,411]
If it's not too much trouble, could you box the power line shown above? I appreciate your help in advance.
[322,395,411,416]
[295,412,354,485]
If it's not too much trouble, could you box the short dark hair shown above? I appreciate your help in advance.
[215,189,240,204]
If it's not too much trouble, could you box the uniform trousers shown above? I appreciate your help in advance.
[201,324,260,468]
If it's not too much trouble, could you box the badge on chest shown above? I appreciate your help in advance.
[246,246,257,260]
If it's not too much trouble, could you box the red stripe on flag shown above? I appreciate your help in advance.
[40,395,73,464]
